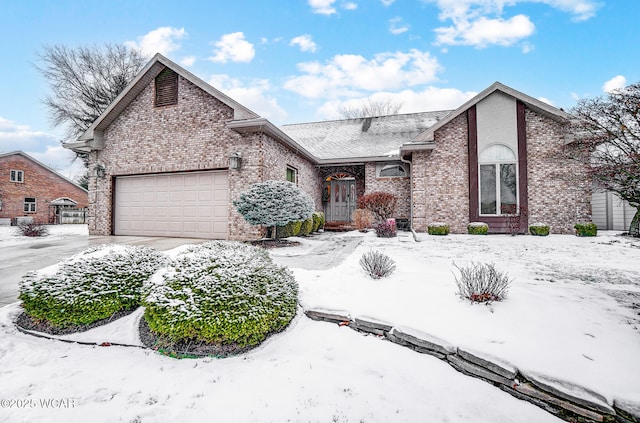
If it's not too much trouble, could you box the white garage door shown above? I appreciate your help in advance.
[114,171,228,239]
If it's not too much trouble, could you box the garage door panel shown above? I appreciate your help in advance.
[115,171,228,239]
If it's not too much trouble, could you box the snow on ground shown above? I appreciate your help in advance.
[294,231,640,403]
[0,303,561,423]
[0,224,88,247]
[0,229,638,422]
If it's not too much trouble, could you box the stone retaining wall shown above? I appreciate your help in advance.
[305,308,640,423]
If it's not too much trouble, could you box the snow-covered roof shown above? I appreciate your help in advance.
[280,111,452,161]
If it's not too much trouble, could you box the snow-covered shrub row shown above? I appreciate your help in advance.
[452,262,511,303]
[143,241,298,348]
[574,222,597,237]
[19,245,168,328]
[274,212,325,238]
[360,250,396,279]
[467,222,488,235]
[312,211,324,232]
[17,221,49,237]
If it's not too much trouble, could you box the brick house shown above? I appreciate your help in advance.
[0,151,88,224]
[65,54,590,239]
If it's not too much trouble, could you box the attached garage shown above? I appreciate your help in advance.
[114,171,228,239]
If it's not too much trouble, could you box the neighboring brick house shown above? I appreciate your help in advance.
[0,151,88,224]
[65,54,590,239]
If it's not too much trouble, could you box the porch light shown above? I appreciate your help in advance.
[95,164,106,179]
[229,152,242,170]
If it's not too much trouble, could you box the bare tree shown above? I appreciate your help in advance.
[36,43,147,140]
[569,82,640,236]
[338,97,402,119]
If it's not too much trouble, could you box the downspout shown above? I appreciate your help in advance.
[400,153,420,242]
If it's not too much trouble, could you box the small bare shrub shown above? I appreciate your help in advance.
[452,262,511,303]
[360,250,396,279]
[352,209,375,232]
[17,222,48,237]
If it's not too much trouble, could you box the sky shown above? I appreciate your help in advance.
[0,0,638,180]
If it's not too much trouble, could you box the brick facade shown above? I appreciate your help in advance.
[525,109,591,233]
[411,114,470,233]
[91,73,320,240]
[364,162,411,220]
[0,153,88,223]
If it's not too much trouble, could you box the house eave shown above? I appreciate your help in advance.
[227,118,319,163]
[399,142,437,155]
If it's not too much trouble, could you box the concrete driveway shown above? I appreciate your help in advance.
[0,233,206,307]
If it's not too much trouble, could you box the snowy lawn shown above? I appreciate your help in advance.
[0,224,88,247]
[0,229,638,422]
[294,231,640,404]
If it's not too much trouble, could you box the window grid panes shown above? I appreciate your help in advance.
[24,197,36,213]
[479,145,518,216]
[10,169,24,183]
[286,166,298,184]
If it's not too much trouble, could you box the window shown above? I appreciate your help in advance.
[24,197,36,213]
[376,163,408,178]
[10,169,24,183]
[286,166,298,184]
[479,145,517,215]
[155,68,178,107]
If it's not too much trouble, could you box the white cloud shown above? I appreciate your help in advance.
[309,0,336,15]
[381,0,396,5]
[424,0,599,48]
[180,56,196,67]
[602,75,627,93]
[28,145,86,181]
[435,14,535,47]
[343,2,358,10]
[284,49,441,99]
[209,32,255,63]
[290,34,318,53]
[125,27,187,57]
[317,87,477,119]
[389,17,411,35]
[521,42,534,54]
[208,75,288,122]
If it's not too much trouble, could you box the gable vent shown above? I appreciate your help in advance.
[154,68,178,107]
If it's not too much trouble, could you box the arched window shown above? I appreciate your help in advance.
[479,145,518,215]
[376,163,408,178]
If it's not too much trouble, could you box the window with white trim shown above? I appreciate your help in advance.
[10,169,24,183]
[479,145,518,215]
[24,197,36,213]
[376,163,408,178]
[286,166,298,184]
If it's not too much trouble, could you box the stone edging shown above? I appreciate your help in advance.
[305,308,640,423]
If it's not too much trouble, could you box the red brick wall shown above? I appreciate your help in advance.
[364,162,411,220]
[0,154,88,223]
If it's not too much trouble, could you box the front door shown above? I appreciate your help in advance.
[330,179,356,222]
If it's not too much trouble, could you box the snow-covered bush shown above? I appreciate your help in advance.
[275,220,302,238]
[374,218,397,238]
[143,241,298,348]
[233,180,314,237]
[529,223,550,236]
[17,221,48,237]
[360,250,396,279]
[299,216,314,236]
[467,222,488,235]
[428,222,450,236]
[452,262,511,303]
[19,245,168,328]
[574,222,597,237]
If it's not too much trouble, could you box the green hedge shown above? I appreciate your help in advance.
[299,216,314,236]
[467,222,488,235]
[529,223,550,236]
[574,222,597,237]
[143,241,298,348]
[428,222,450,236]
[19,245,167,328]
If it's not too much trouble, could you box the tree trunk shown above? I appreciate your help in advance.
[630,207,640,237]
